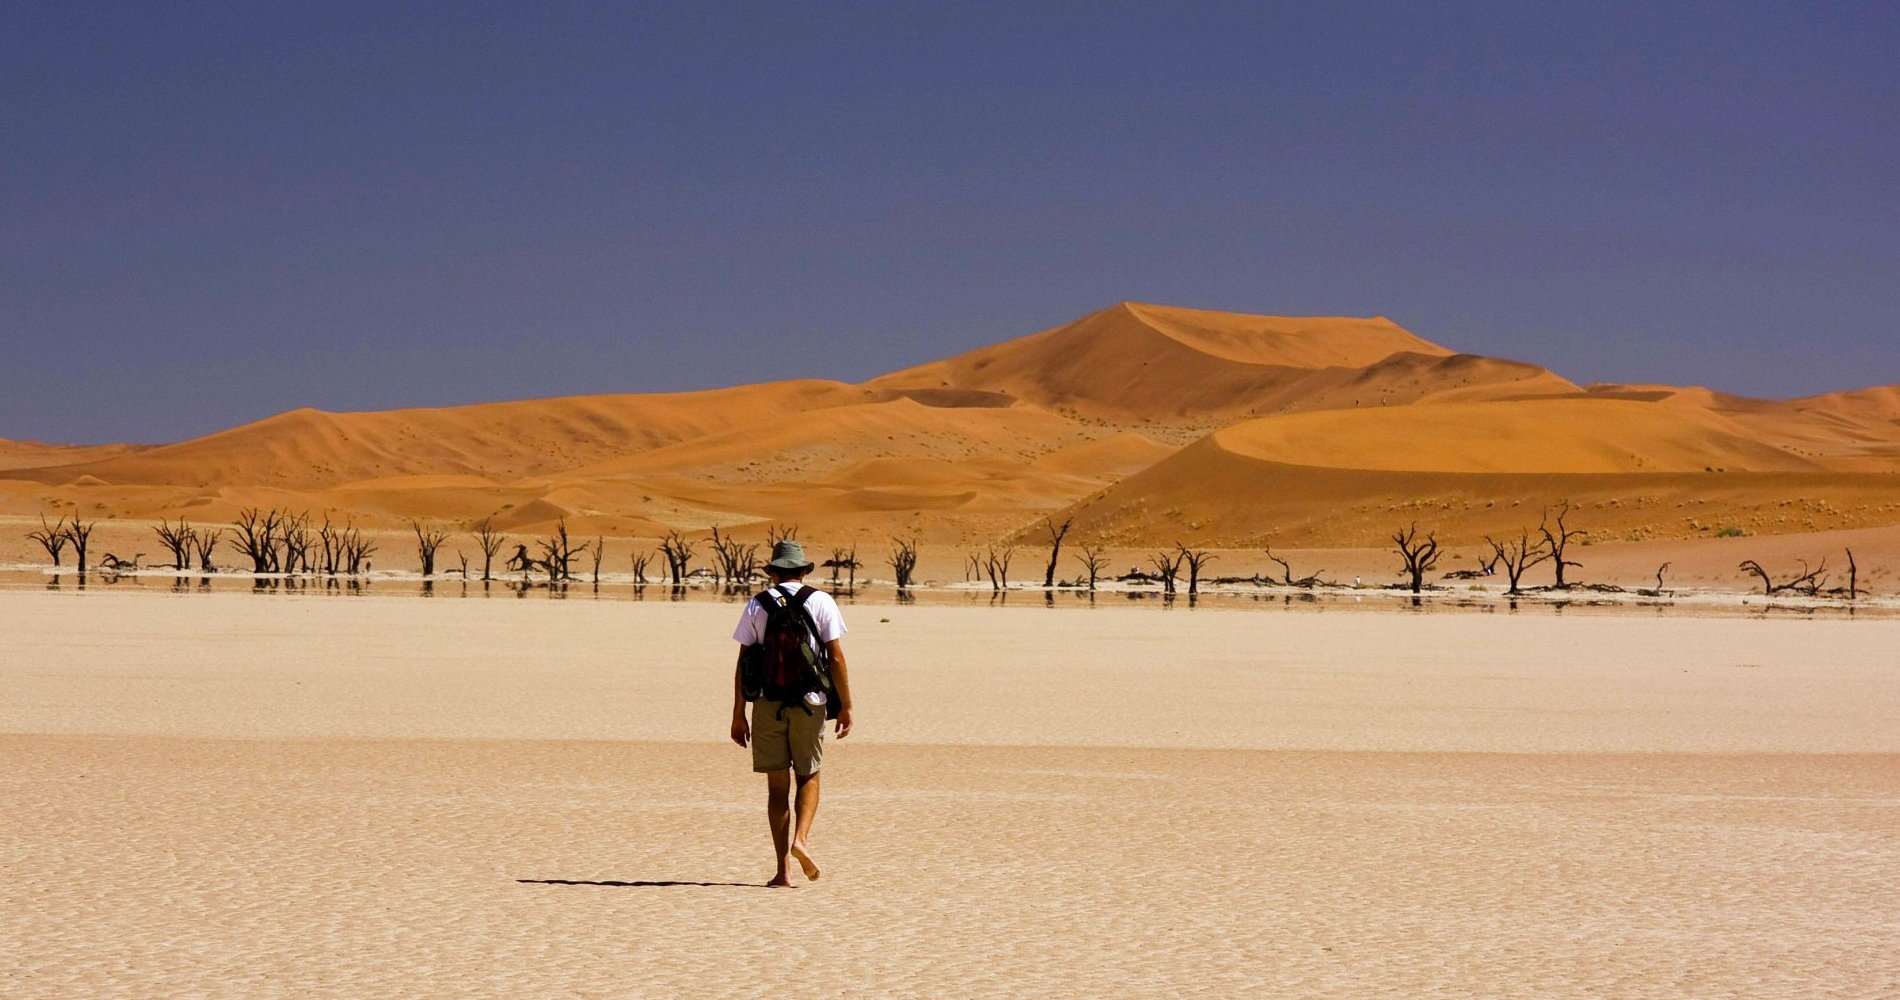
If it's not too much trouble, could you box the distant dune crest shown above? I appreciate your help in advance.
[3,302,1896,546]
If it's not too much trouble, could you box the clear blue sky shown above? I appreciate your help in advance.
[4,1,1896,444]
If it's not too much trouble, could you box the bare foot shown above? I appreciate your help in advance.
[766,873,795,888]
[789,841,821,882]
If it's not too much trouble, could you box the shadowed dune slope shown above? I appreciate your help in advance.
[1212,398,1822,474]
[868,302,1579,423]
[539,397,1103,487]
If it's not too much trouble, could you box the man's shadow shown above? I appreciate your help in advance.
[517,878,761,888]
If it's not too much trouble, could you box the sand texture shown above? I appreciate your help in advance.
[4,591,1899,998]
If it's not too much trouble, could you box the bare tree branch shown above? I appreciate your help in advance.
[1392,522,1442,594]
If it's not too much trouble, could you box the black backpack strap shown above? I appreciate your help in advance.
[785,586,826,657]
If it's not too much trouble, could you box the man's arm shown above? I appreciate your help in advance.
[730,648,749,747]
[826,638,853,738]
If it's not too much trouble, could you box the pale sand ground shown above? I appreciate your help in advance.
[4,592,1898,998]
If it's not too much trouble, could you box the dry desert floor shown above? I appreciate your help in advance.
[3,591,1898,998]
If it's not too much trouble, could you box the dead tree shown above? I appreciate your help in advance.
[1846,549,1859,600]
[194,528,224,573]
[1263,545,1324,588]
[1392,522,1442,594]
[231,508,281,573]
[1739,558,1829,597]
[1642,562,1673,598]
[964,552,983,583]
[315,518,341,575]
[538,518,585,582]
[1149,550,1181,594]
[823,546,861,589]
[1042,516,1073,588]
[1478,547,1502,576]
[1485,529,1551,595]
[99,552,143,572]
[984,544,1015,591]
[1074,545,1107,590]
[506,543,538,577]
[412,521,449,576]
[889,536,919,589]
[341,528,374,575]
[472,520,504,581]
[658,530,696,584]
[279,512,312,575]
[767,523,798,546]
[1177,544,1214,595]
[456,551,469,579]
[826,547,856,586]
[709,527,759,584]
[1540,502,1585,589]
[590,536,606,584]
[630,550,654,584]
[27,514,71,567]
[60,517,97,573]
[153,519,194,570]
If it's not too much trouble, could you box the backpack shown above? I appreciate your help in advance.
[740,584,839,718]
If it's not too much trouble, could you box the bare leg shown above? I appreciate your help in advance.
[765,769,793,887]
[790,771,821,881]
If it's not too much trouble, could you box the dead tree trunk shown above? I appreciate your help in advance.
[1149,551,1180,594]
[1263,545,1324,588]
[658,530,695,584]
[1846,549,1858,600]
[1392,522,1442,594]
[538,518,584,582]
[888,537,919,589]
[1539,502,1584,589]
[475,520,505,581]
[315,518,340,575]
[27,514,70,567]
[984,544,1014,591]
[61,517,96,573]
[1042,516,1072,588]
[1177,544,1213,595]
[1739,558,1828,596]
[194,528,223,573]
[1485,529,1551,595]
[591,536,606,584]
[153,519,194,570]
[630,550,653,584]
[1075,545,1105,590]
[767,524,798,546]
[231,508,281,573]
[343,528,375,575]
[279,513,312,575]
[412,521,448,576]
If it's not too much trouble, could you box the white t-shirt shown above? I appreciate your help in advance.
[732,581,848,652]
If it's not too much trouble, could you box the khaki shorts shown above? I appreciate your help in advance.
[750,698,827,775]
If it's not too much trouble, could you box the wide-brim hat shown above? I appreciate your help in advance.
[767,539,815,573]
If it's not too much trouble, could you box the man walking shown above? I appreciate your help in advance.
[730,539,854,887]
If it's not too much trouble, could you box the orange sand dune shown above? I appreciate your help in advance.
[1057,433,1900,549]
[0,437,144,472]
[868,302,1576,424]
[7,380,876,489]
[3,303,1897,548]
